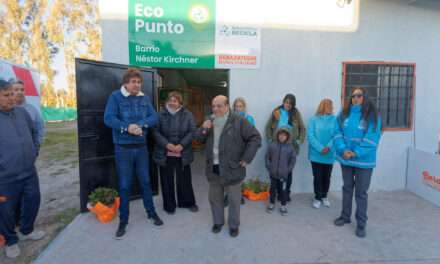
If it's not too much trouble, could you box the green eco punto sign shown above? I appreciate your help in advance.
[129,0,216,68]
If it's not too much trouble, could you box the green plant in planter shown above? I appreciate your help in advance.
[243,179,269,194]
[88,187,118,207]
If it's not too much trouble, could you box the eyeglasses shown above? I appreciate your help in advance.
[351,93,363,99]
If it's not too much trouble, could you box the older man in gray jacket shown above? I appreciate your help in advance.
[197,95,261,238]
[0,80,45,259]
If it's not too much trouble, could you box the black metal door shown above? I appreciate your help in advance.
[75,58,158,212]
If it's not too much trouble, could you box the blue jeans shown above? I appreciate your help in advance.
[0,169,41,246]
[115,145,156,224]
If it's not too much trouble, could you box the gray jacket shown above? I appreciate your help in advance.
[196,113,262,186]
[19,102,45,147]
[153,107,196,166]
[0,107,38,184]
[265,128,297,180]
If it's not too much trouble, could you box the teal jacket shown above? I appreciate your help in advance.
[307,114,337,165]
[334,105,382,169]
[237,112,255,126]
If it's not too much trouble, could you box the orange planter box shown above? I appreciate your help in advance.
[88,197,120,224]
[242,189,269,201]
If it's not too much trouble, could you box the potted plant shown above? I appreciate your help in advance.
[87,187,120,223]
[242,178,270,201]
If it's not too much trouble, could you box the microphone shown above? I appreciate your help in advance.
[209,114,215,122]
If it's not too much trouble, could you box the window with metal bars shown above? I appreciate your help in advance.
[342,62,415,130]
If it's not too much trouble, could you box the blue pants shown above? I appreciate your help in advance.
[115,145,156,224]
[0,170,41,246]
[340,165,373,228]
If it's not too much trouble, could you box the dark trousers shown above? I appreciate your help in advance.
[286,172,293,197]
[340,165,373,228]
[115,145,156,224]
[159,157,196,213]
[209,165,241,229]
[0,171,41,246]
[311,162,333,200]
[270,178,287,206]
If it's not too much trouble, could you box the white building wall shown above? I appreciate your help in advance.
[100,0,440,192]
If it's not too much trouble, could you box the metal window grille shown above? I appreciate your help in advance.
[343,63,415,129]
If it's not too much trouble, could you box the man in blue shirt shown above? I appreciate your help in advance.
[0,80,45,259]
[104,68,163,239]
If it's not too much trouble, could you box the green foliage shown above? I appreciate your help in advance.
[243,179,269,194]
[88,187,118,207]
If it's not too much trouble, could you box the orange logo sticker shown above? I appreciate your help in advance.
[422,171,440,191]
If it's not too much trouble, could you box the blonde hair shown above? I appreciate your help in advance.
[233,97,247,112]
[316,99,333,115]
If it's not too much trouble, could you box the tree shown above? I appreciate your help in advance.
[0,0,102,108]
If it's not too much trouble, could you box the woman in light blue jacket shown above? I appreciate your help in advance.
[307,99,337,209]
[333,87,382,239]
[233,97,255,126]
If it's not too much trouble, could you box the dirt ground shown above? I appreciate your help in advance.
[1,121,80,264]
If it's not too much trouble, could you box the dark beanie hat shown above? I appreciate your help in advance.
[0,79,11,91]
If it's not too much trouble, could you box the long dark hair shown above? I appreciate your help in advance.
[278,93,298,116]
[341,87,380,130]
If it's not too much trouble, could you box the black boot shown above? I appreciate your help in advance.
[115,222,127,240]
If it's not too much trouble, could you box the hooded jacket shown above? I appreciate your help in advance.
[0,107,38,184]
[265,107,305,153]
[265,127,297,180]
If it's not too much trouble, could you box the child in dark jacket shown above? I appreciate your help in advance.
[265,127,297,215]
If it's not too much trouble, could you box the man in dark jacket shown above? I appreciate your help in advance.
[196,95,261,238]
[0,80,45,259]
[104,68,163,240]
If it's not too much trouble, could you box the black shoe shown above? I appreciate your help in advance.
[241,197,245,205]
[148,214,164,226]
[229,228,239,238]
[224,195,229,207]
[115,222,127,240]
[188,205,199,213]
[356,226,366,238]
[165,210,175,215]
[334,217,351,226]
[212,224,223,234]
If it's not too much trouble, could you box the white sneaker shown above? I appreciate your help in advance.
[18,230,46,241]
[280,206,288,216]
[312,199,321,209]
[266,203,275,214]
[322,198,331,207]
[5,244,20,259]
